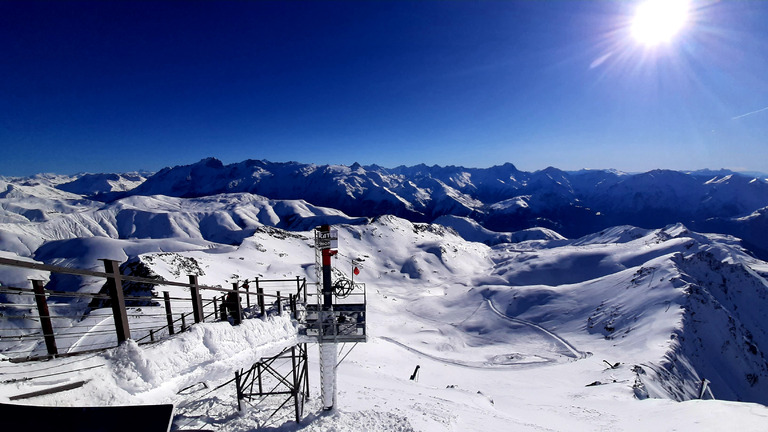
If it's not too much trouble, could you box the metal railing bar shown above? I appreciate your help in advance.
[0,257,221,290]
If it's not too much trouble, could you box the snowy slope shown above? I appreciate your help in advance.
[56,172,150,195]
[7,159,768,254]
[2,217,768,431]
[0,190,366,257]
[59,158,768,254]
[433,214,565,245]
[3,163,768,430]
[694,205,768,260]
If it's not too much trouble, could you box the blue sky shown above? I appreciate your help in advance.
[1,1,767,176]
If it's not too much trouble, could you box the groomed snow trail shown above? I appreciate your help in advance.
[378,297,587,369]
[486,299,586,360]
[379,336,554,369]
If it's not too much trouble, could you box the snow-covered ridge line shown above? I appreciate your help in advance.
[0,191,368,257]
[2,215,768,430]
[8,157,764,255]
[3,159,768,430]
[481,222,768,405]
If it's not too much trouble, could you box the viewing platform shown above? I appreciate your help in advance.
[302,282,367,343]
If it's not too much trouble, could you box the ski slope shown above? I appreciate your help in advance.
[2,188,768,430]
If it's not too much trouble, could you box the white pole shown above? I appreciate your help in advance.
[319,341,337,410]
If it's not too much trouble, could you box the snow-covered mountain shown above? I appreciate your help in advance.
[45,158,768,257]
[2,214,768,430]
[0,185,367,257]
[57,172,150,196]
[694,205,768,259]
[2,160,768,430]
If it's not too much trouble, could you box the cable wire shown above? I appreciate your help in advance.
[0,353,101,374]
[1,364,105,383]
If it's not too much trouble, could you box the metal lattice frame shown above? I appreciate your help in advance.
[234,343,310,424]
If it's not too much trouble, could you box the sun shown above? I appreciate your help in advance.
[631,0,690,46]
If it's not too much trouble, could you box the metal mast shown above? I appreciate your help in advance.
[308,225,367,412]
[316,225,338,410]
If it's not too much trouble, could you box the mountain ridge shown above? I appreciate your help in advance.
[39,158,767,257]
[3,172,768,415]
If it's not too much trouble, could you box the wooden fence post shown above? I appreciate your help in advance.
[102,259,131,344]
[219,295,228,321]
[163,291,174,335]
[31,280,58,356]
[188,275,204,324]
[277,291,282,315]
[244,282,250,309]
[256,278,265,316]
[231,283,242,326]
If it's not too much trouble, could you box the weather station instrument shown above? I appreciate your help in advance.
[305,225,367,411]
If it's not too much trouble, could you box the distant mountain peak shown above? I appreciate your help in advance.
[9,157,765,258]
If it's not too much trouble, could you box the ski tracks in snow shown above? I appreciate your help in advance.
[380,299,587,370]
[485,299,587,360]
[378,336,551,369]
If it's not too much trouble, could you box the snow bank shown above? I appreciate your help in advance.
[0,314,298,408]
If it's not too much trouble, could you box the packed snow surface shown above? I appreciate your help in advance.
[2,165,768,430]
[2,215,768,430]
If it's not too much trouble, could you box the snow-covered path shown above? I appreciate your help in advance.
[379,335,554,369]
[377,296,588,369]
[486,298,586,360]
[4,211,768,430]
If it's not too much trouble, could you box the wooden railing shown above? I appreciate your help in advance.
[0,256,305,361]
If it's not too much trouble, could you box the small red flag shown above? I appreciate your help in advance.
[353,267,360,275]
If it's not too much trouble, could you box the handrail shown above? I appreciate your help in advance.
[0,256,306,360]
[0,256,225,292]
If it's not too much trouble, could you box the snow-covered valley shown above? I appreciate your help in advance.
[2,162,768,431]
